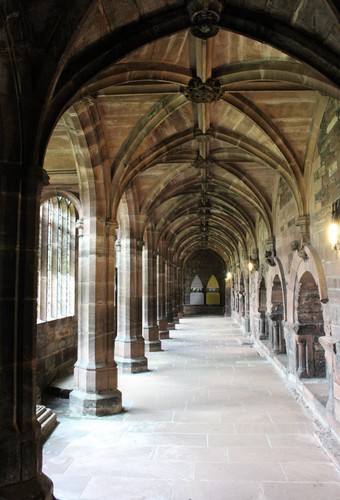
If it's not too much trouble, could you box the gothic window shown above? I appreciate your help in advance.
[37,196,76,322]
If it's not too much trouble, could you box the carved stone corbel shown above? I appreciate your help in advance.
[290,236,308,261]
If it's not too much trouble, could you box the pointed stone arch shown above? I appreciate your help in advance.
[287,246,329,379]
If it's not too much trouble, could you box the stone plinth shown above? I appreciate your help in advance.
[69,388,122,416]
[115,338,148,373]
[143,325,162,352]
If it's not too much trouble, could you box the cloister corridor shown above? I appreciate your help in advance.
[43,317,340,500]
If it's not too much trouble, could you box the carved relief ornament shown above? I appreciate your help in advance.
[183,77,224,103]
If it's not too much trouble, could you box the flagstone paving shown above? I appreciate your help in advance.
[43,317,340,499]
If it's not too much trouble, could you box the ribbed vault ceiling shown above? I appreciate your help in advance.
[43,7,340,268]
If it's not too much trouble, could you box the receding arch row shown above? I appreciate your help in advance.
[162,221,243,264]
[111,124,304,218]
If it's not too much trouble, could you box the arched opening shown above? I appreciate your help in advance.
[295,271,326,379]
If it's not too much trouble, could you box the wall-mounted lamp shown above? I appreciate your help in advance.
[248,254,259,272]
[330,198,340,250]
[225,271,232,283]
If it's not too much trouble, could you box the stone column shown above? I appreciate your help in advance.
[224,277,231,316]
[0,166,53,499]
[166,261,175,329]
[143,247,161,352]
[70,219,122,416]
[116,238,148,372]
[177,267,184,318]
[244,276,250,335]
[172,265,180,324]
[296,336,307,378]
[157,254,169,339]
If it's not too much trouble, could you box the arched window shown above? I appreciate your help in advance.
[37,196,76,322]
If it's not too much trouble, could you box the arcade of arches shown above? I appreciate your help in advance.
[0,1,339,498]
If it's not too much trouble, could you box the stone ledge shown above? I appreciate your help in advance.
[69,388,122,416]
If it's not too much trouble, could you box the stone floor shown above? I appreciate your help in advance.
[43,317,340,499]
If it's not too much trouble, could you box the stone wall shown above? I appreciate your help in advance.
[311,98,340,417]
[184,249,225,305]
[36,317,77,391]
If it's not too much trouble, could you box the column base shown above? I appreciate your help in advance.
[167,322,176,330]
[159,329,170,339]
[69,388,122,416]
[158,319,169,338]
[116,356,148,373]
[145,340,162,352]
[0,473,53,500]
[143,326,161,352]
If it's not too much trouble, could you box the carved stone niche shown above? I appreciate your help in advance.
[183,77,224,103]
[187,0,223,39]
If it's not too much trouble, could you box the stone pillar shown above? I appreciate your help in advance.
[116,238,148,373]
[244,276,250,335]
[143,247,161,352]
[0,166,53,499]
[271,313,285,354]
[296,336,307,378]
[224,276,232,316]
[172,265,180,324]
[157,254,169,339]
[177,267,184,318]
[259,311,267,339]
[70,219,122,415]
[165,261,175,327]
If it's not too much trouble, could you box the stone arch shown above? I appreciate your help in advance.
[287,245,328,324]
[287,246,329,379]
[295,271,326,378]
